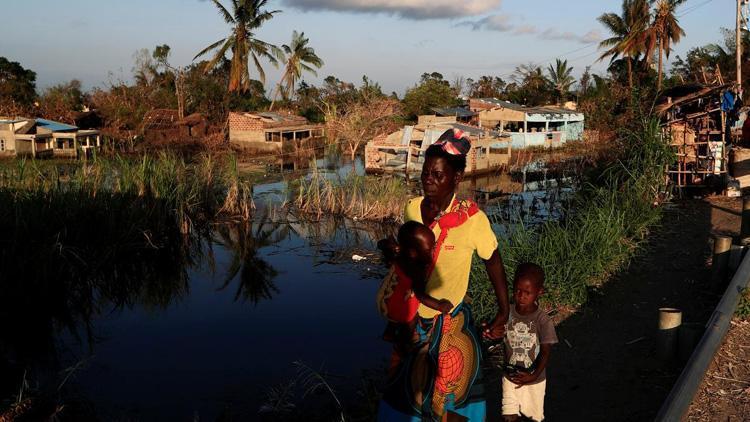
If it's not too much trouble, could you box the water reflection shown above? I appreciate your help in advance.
[212,213,285,305]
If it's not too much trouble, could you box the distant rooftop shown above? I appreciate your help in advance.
[36,118,78,132]
[432,107,477,118]
[474,98,580,115]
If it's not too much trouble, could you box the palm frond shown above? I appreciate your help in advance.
[210,0,235,24]
[193,37,228,61]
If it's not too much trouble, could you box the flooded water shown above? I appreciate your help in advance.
[6,151,576,420]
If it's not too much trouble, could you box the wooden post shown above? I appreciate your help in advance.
[405,145,412,175]
[657,307,682,362]
[712,235,733,286]
[737,0,743,94]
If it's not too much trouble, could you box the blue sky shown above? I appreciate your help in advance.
[0,0,734,95]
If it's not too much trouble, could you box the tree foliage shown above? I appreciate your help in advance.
[401,72,460,120]
[0,57,37,112]
[39,80,85,123]
[195,0,282,92]
[271,30,324,108]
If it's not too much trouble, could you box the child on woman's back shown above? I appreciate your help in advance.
[379,221,452,346]
[502,263,558,422]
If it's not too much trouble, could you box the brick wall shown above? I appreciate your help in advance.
[228,112,265,132]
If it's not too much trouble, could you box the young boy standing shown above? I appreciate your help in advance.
[502,263,558,422]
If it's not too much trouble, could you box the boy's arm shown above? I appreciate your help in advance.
[412,272,453,314]
[508,343,552,386]
[414,291,453,314]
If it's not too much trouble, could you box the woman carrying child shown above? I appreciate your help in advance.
[377,128,510,421]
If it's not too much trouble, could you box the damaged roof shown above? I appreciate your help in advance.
[432,107,477,118]
[474,98,580,115]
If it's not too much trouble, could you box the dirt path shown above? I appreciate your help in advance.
[486,197,742,421]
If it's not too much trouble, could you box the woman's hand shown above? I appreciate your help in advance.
[481,313,507,340]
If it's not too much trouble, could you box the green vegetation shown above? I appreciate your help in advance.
[194,0,282,92]
[401,72,461,120]
[270,30,325,110]
[292,166,408,221]
[469,115,675,320]
[736,288,750,320]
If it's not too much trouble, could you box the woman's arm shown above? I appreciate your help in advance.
[481,250,509,340]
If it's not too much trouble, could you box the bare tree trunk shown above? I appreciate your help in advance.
[176,69,186,120]
[627,55,633,88]
[269,83,281,111]
[657,40,664,92]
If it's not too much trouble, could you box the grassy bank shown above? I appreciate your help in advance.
[292,166,409,221]
[469,117,675,320]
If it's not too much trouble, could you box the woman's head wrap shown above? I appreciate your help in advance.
[433,128,471,156]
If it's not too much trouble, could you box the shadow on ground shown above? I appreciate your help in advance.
[484,197,741,421]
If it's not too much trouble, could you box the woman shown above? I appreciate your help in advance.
[378,128,510,421]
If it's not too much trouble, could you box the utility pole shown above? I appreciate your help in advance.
[738,0,746,98]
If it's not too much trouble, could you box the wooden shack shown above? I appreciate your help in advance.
[657,84,731,190]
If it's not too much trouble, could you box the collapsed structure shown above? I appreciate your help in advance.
[365,99,585,175]
[364,115,511,175]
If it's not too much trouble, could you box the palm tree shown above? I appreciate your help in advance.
[270,31,324,110]
[649,0,686,91]
[547,59,575,105]
[598,0,651,88]
[194,0,282,93]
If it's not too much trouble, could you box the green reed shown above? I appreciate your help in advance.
[469,117,675,320]
[293,165,409,221]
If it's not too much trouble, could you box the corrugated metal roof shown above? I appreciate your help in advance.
[36,118,78,132]
[432,107,477,118]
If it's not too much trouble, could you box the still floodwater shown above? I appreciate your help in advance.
[46,155,573,420]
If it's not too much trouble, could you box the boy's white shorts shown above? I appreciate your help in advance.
[502,376,546,421]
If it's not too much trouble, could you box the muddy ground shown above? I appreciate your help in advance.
[687,318,750,421]
[485,196,743,421]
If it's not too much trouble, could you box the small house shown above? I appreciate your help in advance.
[228,111,324,153]
[0,117,101,158]
[469,98,585,149]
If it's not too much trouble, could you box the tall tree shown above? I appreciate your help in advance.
[194,0,282,93]
[401,72,460,120]
[546,59,575,105]
[649,0,686,90]
[598,0,651,88]
[0,57,37,110]
[270,31,324,110]
[153,44,187,119]
[469,76,506,98]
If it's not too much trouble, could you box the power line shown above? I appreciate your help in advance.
[678,0,716,17]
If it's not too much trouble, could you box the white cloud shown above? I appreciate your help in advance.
[539,28,601,44]
[512,25,537,35]
[281,0,502,19]
[456,14,513,31]
[580,30,603,43]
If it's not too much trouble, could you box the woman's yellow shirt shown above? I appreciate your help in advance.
[404,196,498,318]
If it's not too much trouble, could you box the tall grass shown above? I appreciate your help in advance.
[0,152,254,229]
[469,118,675,321]
[293,165,409,221]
